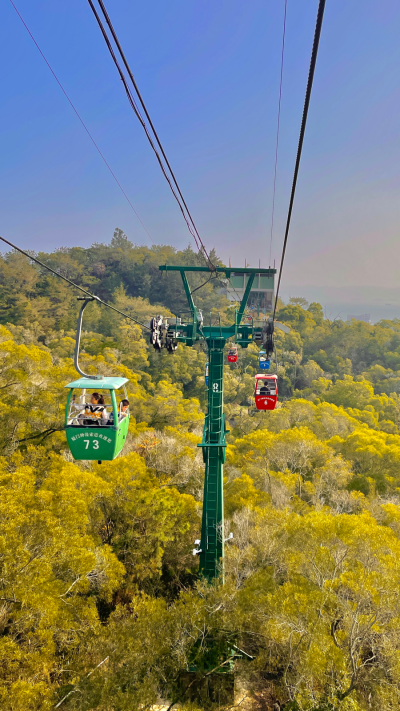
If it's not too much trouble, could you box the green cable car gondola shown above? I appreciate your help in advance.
[65,376,130,462]
[65,296,130,462]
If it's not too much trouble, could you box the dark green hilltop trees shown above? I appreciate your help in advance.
[1,230,400,709]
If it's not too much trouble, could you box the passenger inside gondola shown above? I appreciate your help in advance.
[78,393,108,426]
[259,383,270,395]
[256,381,276,396]
[107,399,129,425]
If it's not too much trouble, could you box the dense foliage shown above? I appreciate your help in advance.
[1,232,400,709]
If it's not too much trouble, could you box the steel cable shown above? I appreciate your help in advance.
[273,0,327,319]
[86,0,204,253]
[8,0,154,245]
[88,0,214,269]
[269,0,288,268]
[0,235,152,330]
[94,0,213,268]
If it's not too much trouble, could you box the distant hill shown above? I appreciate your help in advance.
[281,284,400,322]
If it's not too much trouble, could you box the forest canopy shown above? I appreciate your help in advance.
[1,231,400,710]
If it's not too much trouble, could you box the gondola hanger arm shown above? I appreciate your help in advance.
[74,297,104,380]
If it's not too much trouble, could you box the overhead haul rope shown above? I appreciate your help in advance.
[268,0,288,269]
[8,0,153,246]
[190,272,218,296]
[89,0,263,311]
[0,235,151,331]
[87,0,214,270]
[273,0,326,320]
[93,0,213,267]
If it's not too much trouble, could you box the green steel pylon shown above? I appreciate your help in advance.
[158,265,276,581]
[199,338,226,580]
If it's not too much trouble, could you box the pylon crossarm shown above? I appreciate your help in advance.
[159,265,275,275]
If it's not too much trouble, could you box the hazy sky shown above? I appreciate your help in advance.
[1,0,399,289]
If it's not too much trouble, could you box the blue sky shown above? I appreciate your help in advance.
[1,0,400,289]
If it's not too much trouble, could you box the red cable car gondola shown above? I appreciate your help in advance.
[227,345,238,363]
[254,373,278,411]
